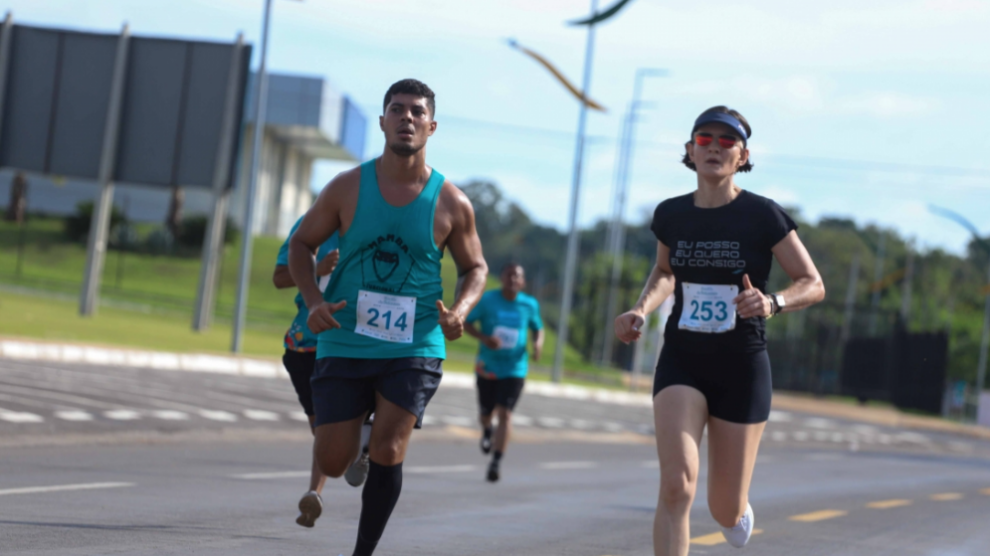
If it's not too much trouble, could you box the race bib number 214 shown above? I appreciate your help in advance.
[355,290,416,343]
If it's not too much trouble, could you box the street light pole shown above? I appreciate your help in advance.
[600,67,666,366]
[231,0,274,353]
[552,0,599,383]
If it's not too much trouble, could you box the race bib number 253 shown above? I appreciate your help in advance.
[678,283,738,334]
[355,290,416,344]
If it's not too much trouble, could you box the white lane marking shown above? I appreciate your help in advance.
[793,431,809,442]
[804,417,836,429]
[830,432,845,443]
[243,409,280,421]
[878,434,893,445]
[537,417,566,428]
[289,412,310,423]
[539,461,599,470]
[852,424,879,435]
[103,409,141,420]
[199,410,238,422]
[603,421,626,433]
[55,410,94,421]
[0,410,44,423]
[0,482,134,496]
[232,471,309,480]
[768,410,792,422]
[440,415,474,427]
[406,465,477,474]
[513,414,533,427]
[151,410,189,421]
[770,431,787,442]
[813,431,830,441]
[569,419,594,430]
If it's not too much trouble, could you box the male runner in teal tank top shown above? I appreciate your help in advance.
[288,79,487,556]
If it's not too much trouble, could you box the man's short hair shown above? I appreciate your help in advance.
[501,262,523,274]
[383,78,436,117]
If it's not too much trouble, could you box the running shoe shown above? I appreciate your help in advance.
[486,460,500,483]
[720,503,754,548]
[345,450,370,487]
[480,427,493,455]
[296,490,323,528]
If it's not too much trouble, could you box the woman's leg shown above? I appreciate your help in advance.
[653,385,708,556]
[705,417,766,528]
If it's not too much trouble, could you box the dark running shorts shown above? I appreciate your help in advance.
[477,376,525,415]
[311,357,443,429]
[653,344,772,424]
[282,350,316,416]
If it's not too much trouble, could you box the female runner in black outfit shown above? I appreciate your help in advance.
[615,106,825,555]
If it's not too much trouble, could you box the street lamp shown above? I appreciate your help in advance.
[928,205,990,420]
[600,67,667,366]
[231,0,300,353]
[552,0,600,383]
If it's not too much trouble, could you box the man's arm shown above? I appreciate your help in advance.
[273,265,294,289]
[530,328,545,361]
[288,173,352,332]
[435,183,488,340]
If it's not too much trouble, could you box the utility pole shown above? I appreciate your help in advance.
[867,232,886,335]
[552,0,599,383]
[231,0,274,352]
[600,68,667,366]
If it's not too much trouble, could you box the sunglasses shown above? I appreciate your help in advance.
[694,133,740,149]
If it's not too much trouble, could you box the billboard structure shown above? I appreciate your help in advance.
[0,16,251,320]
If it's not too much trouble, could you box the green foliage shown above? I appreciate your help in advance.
[63,202,127,242]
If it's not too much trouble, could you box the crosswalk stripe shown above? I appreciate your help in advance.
[243,409,280,421]
[55,410,94,421]
[0,411,44,423]
[198,409,238,422]
[103,409,141,420]
[539,461,598,470]
[151,410,189,421]
[930,492,963,501]
[289,412,310,422]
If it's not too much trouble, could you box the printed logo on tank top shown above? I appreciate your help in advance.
[670,240,747,269]
[360,234,415,294]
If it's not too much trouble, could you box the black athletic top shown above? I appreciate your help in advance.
[651,190,797,354]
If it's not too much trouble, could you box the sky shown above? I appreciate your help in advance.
[10,0,990,255]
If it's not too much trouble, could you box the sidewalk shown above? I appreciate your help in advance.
[3,336,988,441]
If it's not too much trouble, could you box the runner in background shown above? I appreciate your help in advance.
[614,106,825,555]
[465,262,544,482]
[273,216,371,529]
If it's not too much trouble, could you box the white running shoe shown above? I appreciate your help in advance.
[296,490,323,528]
[720,503,754,548]
[345,450,370,487]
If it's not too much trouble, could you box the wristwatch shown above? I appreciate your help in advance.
[770,293,786,316]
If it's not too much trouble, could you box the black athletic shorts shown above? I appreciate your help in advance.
[282,350,316,416]
[477,376,525,415]
[311,357,442,429]
[653,344,772,424]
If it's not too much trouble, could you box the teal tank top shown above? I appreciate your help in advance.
[316,159,446,360]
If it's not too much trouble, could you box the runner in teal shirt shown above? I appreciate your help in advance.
[464,262,544,482]
[276,216,339,353]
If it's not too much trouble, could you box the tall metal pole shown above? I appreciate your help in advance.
[840,252,861,344]
[193,33,246,331]
[231,0,273,352]
[600,68,666,365]
[552,0,599,383]
[900,239,915,323]
[80,23,130,316]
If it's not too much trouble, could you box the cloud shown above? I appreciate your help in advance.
[837,92,938,117]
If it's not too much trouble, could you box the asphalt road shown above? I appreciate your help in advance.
[2,359,990,555]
